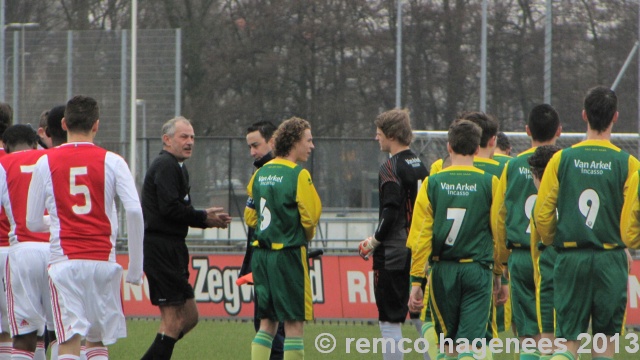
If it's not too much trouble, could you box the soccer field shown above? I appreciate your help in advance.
[109,319,639,359]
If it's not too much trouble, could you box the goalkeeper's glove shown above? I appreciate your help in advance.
[358,236,380,260]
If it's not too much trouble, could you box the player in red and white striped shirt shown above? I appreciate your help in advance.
[0,103,14,360]
[0,125,51,360]
[26,96,143,360]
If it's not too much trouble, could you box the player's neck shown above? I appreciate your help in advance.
[450,153,474,167]
[531,139,557,148]
[586,128,612,141]
[389,144,410,156]
[67,132,95,144]
[477,147,494,159]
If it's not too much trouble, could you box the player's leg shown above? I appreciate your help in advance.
[429,262,462,359]
[0,247,11,360]
[509,249,541,360]
[591,249,627,360]
[421,272,438,360]
[550,250,592,360]
[272,247,312,360]
[537,246,557,360]
[375,268,411,360]
[251,248,278,360]
[457,263,493,360]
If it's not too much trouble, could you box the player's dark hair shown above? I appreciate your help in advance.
[448,119,482,156]
[0,103,13,138]
[2,124,39,153]
[64,95,99,133]
[528,145,562,180]
[496,132,511,152]
[374,109,413,146]
[274,117,310,158]
[247,121,277,142]
[584,86,617,133]
[528,104,560,142]
[459,111,498,148]
[47,105,67,146]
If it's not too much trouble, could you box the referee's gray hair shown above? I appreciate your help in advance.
[161,116,191,138]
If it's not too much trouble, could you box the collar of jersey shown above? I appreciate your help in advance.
[573,139,620,151]
[59,142,96,148]
[268,158,297,168]
[441,165,484,173]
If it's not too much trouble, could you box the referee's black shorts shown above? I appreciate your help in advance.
[143,235,195,306]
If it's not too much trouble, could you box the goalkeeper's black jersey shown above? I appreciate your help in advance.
[373,149,428,270]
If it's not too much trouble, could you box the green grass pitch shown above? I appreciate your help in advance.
[109,319,640,359]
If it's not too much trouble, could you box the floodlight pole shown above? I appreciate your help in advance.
[130,0,138,179]
[395,0,402,109]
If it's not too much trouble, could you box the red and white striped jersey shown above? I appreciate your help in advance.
[0,149,49,245]
[0,148,9,247]
[26,143,142,270]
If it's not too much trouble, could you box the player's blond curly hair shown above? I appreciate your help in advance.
[273,117,310,158]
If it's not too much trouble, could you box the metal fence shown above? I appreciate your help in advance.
[2,29,180,149]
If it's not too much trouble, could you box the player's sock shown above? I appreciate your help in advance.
[436,353,446,360]
[251,330,273,360]
[283,337,303,360]
[10,349,34,360]
[33,341,45,360]
[590,358,612,360]
[421,322,438,360]
[79,345,86,360]
[85,347,108,360]
[49,340,59,360]
[443,356,457,360]
[0,342,12,360]
[549,352,575,360]
[458,352,474,360]
[379,321,404,360]
[141,333,177,360]
[539,355,552,360]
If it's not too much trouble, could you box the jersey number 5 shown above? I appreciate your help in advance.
[70,167,91,215]
[445,208,466,246]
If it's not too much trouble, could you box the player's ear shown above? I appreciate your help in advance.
[61,118,69,131]
[92,119,100,133]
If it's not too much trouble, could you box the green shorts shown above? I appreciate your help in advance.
[554,248,627,340]
[430,261,492,342]
[251,246,313,322]
[508,249,538,337]
[537,246,557,334]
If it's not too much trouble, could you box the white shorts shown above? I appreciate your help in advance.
[6,242,53,336]
[48,260,126,345]
[0,246,9,334]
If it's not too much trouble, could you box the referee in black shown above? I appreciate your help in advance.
[141,116,231,360]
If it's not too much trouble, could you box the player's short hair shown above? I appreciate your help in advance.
[527,145,562,180]
[448,119,482,156]
[247,121,277,142]
[0,102,13,137]
[528,104,560,142]
[39,110,49,129]
[161,116,192,138]
[496,132,511,152]
[64,95,99,133]
[47,105,67,145]
[273,117,310,158]
[2,124,39,153]
[584,86,617,133]
[374,109,413,146]
[459,111,498,148]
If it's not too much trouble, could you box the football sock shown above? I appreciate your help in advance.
[283,337,303,360]
[590,358,612,360]
[10,349,34,360]
[140,333,177,360]
[79,345,86,360]
[458,352,475,360]
[33,341,45,360]
[421,322,438,360]
[0,342,12,360]
[549,352,575,360]
[251,330,273,360]
[379,321,403,360]
[49,340,58,360]
[539,356,552,360]
[412,318,423,335]
[85,347,108,360]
